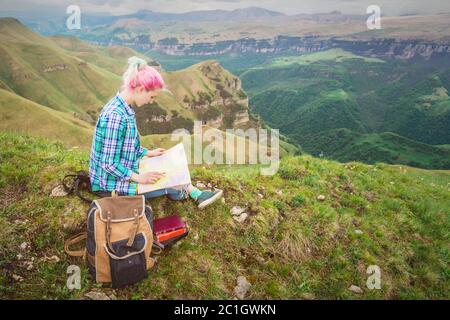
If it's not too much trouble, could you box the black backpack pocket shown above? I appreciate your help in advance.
[105,233,147,288]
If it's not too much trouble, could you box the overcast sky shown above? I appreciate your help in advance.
[1,0,449,16]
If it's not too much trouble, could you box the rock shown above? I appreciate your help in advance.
[301,293,316,300]
[233,212,248,223]
[196,181,206,189]
[51,185,68,197]
[230,206,246,216]
[42,255,60,263]
[16,254,23,260]
[349,285,363,294]
[25,262,33,271]
[19,242,28,251]
[207,183,212,188]
[276,190,283,195]
[234,276,251,300]
[317,195,326,201]
[85,291,111,300]
[255,256,266,265]
[12,274,24,282]
[193,233,199,241]
[257,193,264,199]
[221,197,226,204]
[355,230,363,235]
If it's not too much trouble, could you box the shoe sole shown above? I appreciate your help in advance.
[198,190,223,210]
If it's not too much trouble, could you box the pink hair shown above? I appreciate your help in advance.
[123,56,165,92]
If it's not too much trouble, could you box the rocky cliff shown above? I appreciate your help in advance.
[123,35,450,61]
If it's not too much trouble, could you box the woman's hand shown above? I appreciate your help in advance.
[146,148,166,157]
[131,172,165,184]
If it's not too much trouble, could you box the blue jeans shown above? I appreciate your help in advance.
[141,187,188,201]
[93,186,189,201]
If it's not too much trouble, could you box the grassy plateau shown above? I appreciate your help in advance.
[0,132,448,299]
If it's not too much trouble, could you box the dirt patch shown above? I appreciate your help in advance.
[0,184,28,208]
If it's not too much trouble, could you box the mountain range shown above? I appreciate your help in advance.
[0,18,295,158]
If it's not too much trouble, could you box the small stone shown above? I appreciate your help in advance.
[301,293,316,300]
[42,255,60,263]
[51,185,68,197]
[12,274,24,282]
[221,197,225,204]
[207,183,212,188]
[233,213,248,223]
[231,206,246,216]
[257,193,264,199]
[16,254,23,260]
[234,276,251,300]
[26,262,33,271]
[349,285,363,294]
[276,190,283,195]
[196,181,206,188]
[193,233,199,241]
[255,256,266,265]
[20,242,28,250]
[85,291,111,300]
[355,230,363,235]
[317,195,326,201]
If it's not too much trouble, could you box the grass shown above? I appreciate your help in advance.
[0,132,449,299]
[0,89,93,150]
[267,49,385,67]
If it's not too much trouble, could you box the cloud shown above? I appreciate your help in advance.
[0,0,449,16]
[86,0,124,6]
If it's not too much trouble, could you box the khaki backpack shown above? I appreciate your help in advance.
[65,191,156,288]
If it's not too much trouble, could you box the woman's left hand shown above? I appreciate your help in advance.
[146,148,166,157]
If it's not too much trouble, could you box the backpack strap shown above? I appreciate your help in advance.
[62,171,94,204]
[74,178,94,204]
[64,232,87,259]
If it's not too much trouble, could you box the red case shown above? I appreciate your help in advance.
[153,215,186,235]
[153,215,189,246]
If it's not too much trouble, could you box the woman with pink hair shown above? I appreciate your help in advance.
[89,56,222,208]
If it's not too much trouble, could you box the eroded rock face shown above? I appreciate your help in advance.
[42,64,69,73]
[152,36,450,61]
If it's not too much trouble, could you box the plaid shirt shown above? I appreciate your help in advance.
[89,94,148,195]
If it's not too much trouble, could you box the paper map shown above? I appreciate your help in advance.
[138,143,191,194]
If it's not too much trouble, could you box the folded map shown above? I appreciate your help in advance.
[138,143,191,194]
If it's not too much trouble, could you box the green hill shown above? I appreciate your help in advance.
[0,18,299,156]
[0,89,93,149]
[0,132,449,299]
[49,35,159,76]
[0,19,268,135]
[301,129,450,169]
[0,18,121,120]
[240,49,450,169]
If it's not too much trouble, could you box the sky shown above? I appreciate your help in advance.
[0,0,449,16]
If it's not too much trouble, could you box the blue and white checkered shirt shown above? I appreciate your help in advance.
[89,94,148,195]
